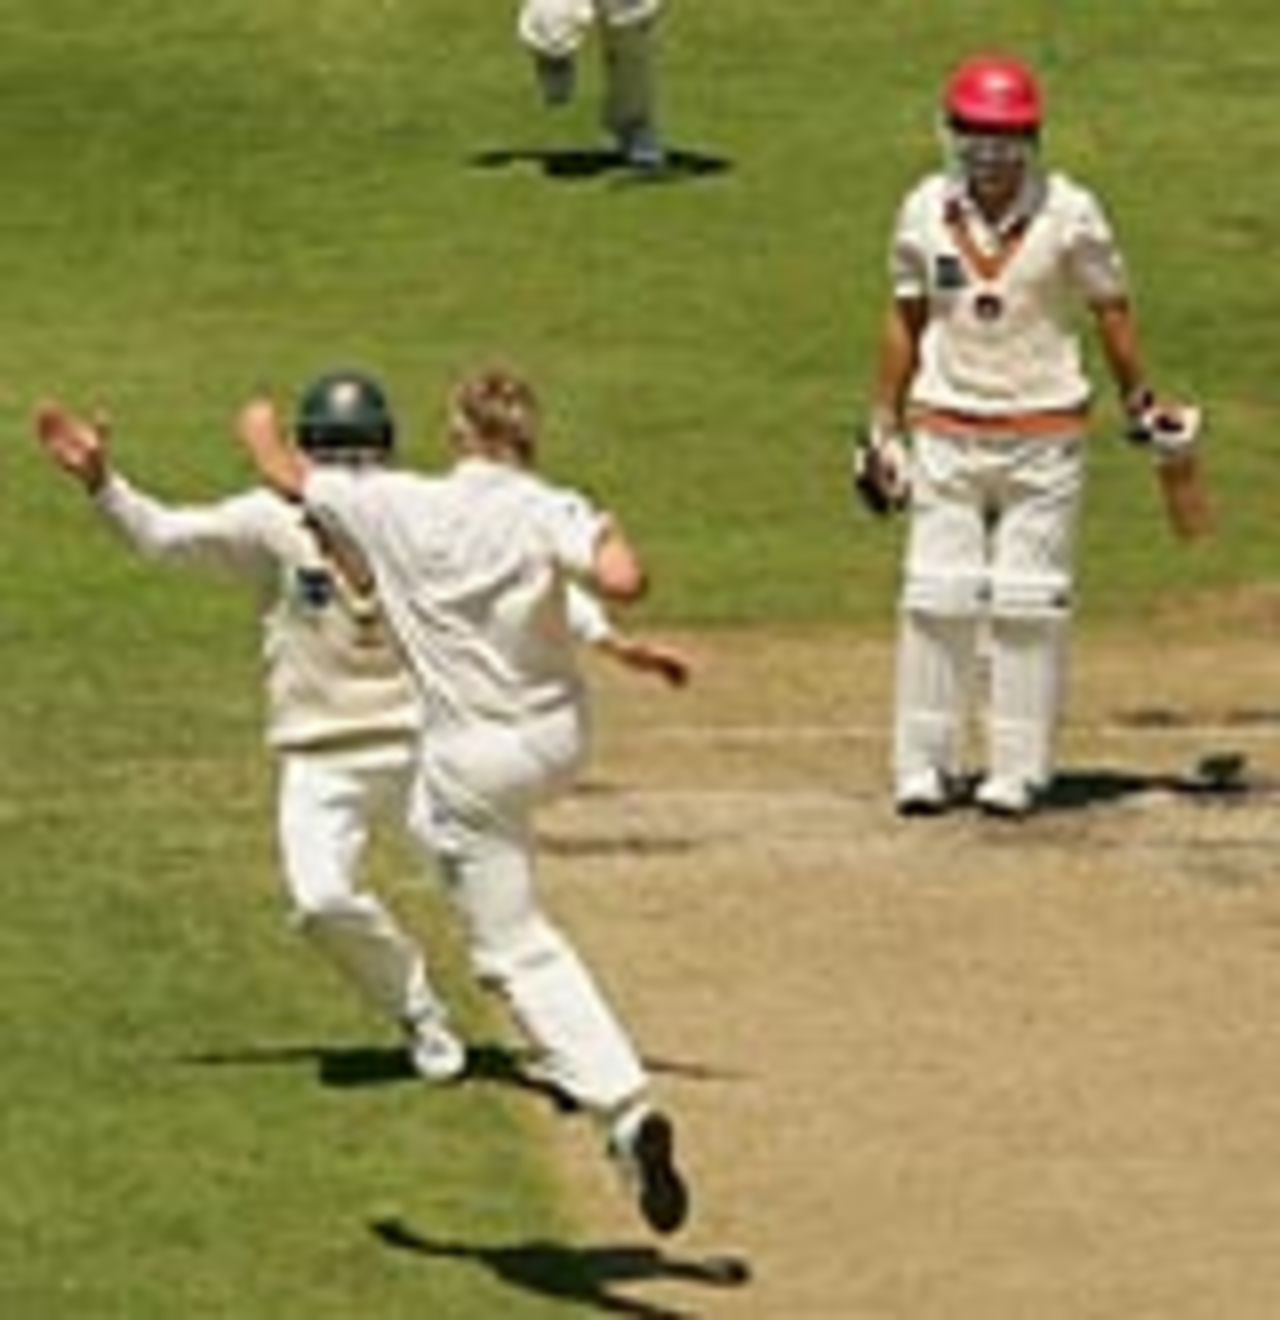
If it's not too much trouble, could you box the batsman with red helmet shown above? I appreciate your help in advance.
[857,55,1204,819]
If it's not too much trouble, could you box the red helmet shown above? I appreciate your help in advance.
[944,56,1042,133]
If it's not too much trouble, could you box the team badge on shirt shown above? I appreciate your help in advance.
[934,254,968,291]
[295,567,335,608]
[972,292,1004,321]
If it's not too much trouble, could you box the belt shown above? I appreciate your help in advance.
[910,405,1088,439]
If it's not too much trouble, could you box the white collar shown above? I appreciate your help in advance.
[945,169,1047,236]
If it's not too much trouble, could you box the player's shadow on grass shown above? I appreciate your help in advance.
[182,1039,744,1097]
[180,1043,418,1088]
[182,1040,561,1093]
[368,1216,750,1319]
[467,145,732,183]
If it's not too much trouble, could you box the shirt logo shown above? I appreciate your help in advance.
[972,292,1005,322]
[295,567,335,608]
[934,254,968,291]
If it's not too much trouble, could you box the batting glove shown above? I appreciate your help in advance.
[852,414,911,516]
[1124,387,1203,464]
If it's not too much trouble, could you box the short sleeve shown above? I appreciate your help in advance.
[889,188,931,300]
[1063,184,1129,305]
[565,583,613,645]
[541,486,609,579]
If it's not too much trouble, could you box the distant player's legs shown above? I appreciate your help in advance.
[278,747,462,1076]
[597,0,665,167]
[517,0,595,104]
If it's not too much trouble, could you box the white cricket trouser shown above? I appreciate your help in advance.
[278,741,447,1030]
[519,0,661,141]
[895,428,1084,789]
[409,707,648,1114]
[518,0,662,57]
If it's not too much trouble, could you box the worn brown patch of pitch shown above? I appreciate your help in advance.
[532,620,1280,1319]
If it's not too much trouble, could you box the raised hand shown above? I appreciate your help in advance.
[236,395,308,499]
[33,401,110,493]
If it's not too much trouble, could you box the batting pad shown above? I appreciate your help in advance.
[986,614,1068,787]
[893,609,979,783]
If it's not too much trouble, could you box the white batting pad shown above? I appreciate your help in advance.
[893,610,979,785]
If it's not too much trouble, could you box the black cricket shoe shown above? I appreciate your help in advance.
[610,1108,690,1235]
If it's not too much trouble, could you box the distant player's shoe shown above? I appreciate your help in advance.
[614,121,667,172]
[406,1016,467,1084]
[608,1107,689,1235]
[533,51,576,106]
[974,775,1037,820]
[895,768,954,818]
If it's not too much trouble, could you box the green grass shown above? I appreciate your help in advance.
[2,0,1277,1313]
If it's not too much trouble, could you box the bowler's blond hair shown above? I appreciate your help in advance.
[449,367,540,464]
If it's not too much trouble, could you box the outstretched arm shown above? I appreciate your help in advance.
[237,396,310,500]
[35,400,273,573]
[34,401,111,493]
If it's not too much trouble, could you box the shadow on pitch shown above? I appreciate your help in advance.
[369,1217,751,1318]
[467,144,732,183]
[180,1039,744,1096]
[179,1040,554,1093]
[466,1043,748,1115]
[1041,754,1255,813]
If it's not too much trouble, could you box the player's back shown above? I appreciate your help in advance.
[308,461,592,730]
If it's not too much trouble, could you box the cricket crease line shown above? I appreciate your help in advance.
[630,722,1280,745]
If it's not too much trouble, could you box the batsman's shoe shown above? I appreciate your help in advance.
[608,1107,689,1235]
[533,51,576,106]
[406,1017,467,1084]
[895,769,954,818]
[975,775,1037,820]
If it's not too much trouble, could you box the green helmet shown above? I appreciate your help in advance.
[295,369,395,459]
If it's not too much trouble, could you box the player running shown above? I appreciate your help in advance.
[33,372,690,1098]
[518,0,667,170]
[235,365,691,1234]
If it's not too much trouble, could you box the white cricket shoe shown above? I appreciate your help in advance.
[407,1017,467,1084]
[895,768,953,817]
[607,1105,689,1235]
[975,775,1037,819]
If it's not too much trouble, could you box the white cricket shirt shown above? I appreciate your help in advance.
[304,458,607,730]
[891,170,1130,416]
[95,476,420,751]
